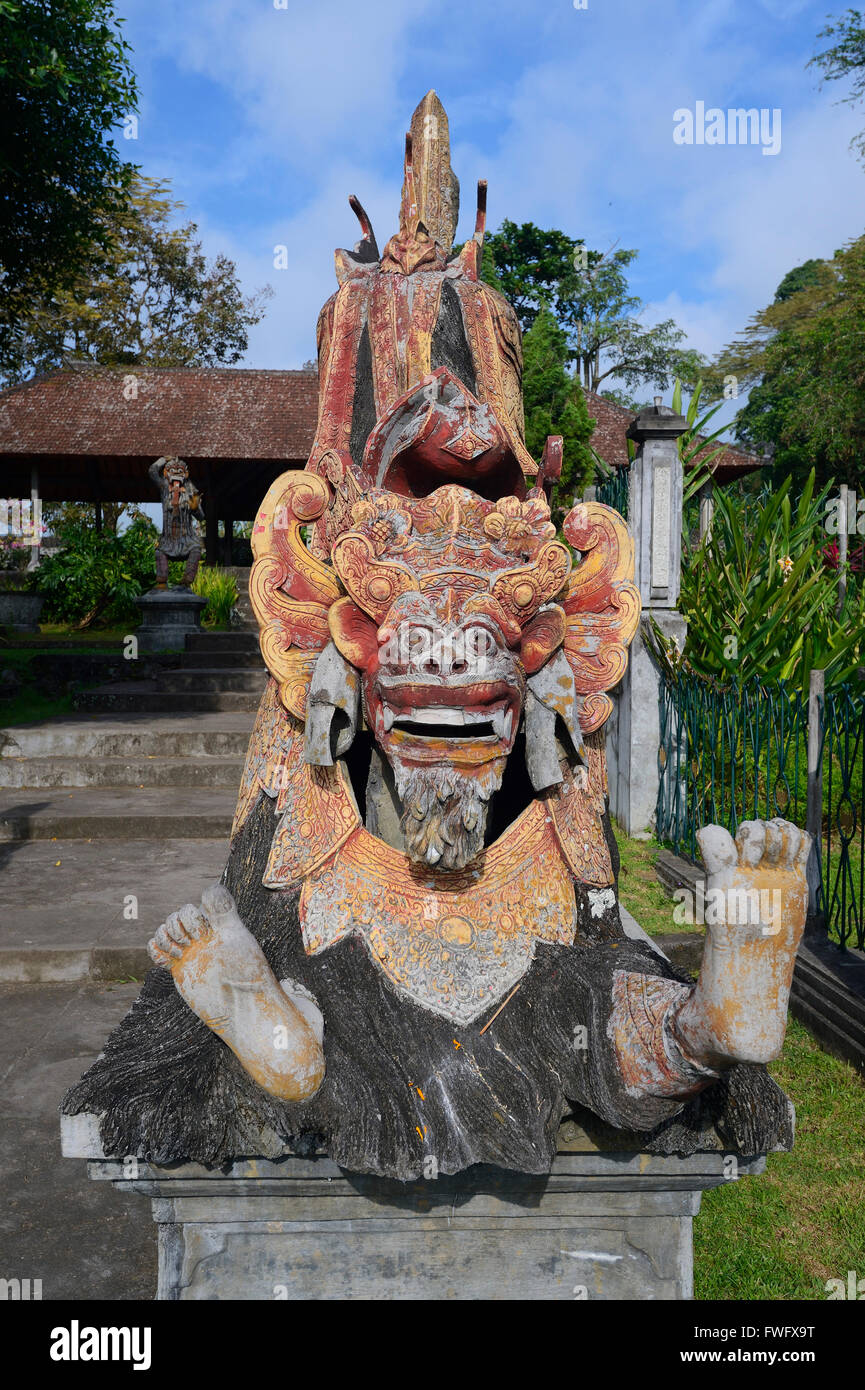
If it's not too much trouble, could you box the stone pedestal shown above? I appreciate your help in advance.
[61,1116,763,1300]
[0,583,44,633]
[134,587,207,653]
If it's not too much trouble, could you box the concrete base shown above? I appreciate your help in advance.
[134,587,207,653]
[0,591,44,633]
[62,1117,765,1300]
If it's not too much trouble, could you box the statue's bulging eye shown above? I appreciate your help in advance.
[463,626,497,663]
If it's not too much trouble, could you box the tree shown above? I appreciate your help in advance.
[704,257,833,403]
[521,307,596,514]
[480,221,583,333]
[809,8,865,162]
[6,173,273,380]
[711,240,865,488]
[0,0,138,369]
[562,246,704,394]
[479,223,703,395]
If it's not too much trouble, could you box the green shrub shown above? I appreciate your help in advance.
[36,517,157,629]
[191,565,238,628]
[650,470,865,695]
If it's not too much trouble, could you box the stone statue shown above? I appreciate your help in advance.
[64,93,807,1182]
[148,456,202,588]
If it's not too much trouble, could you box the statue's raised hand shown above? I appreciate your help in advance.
[673,818,810,1068]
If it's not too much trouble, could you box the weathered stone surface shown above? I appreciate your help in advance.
[134,588,207,654]
[78,1150,765,1301]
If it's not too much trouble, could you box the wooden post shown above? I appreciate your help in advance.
[225,517,234,568]
[204,464,218,567]
[806,668,825,922]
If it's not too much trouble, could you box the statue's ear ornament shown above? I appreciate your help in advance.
[560,501,641,734]
[250,471,340,719]
[304,641,361,767]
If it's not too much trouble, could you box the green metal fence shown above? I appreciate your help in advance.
[597,466,629,520]
[655,671,865,950]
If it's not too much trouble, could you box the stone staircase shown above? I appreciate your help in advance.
[74,630,266,713]
[0,630,263,982]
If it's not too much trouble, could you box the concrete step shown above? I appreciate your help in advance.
[0,788,237,840]
[789,990,865,1078]
[74,683,263,713]
[0,837,229,982]
[654,848,703,898]
[185,631,260,654]
[0,755,244,789]
[794,954,865,1031]
[0,712,254,760]
[156,669,267,694]
[179,650,264,669]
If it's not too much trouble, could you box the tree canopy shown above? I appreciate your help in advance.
[521,307,596,513]
[708,237,865,488]
[480,220,703,394]
[5,172,273,382]
[809,8,865,162]
[0,0,138,370]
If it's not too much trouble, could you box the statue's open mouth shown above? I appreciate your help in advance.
[370,679,520,766]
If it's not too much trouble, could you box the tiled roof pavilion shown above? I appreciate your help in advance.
[0,367,760,556]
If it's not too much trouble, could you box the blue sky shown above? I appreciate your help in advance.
[114,0,865,419]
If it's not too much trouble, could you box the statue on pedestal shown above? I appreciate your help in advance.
[64,93,807,1186]
[149,456,202,589]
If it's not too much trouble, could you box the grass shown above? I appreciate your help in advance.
[613,821,704,936]
[0,690,73,726]
[614,824,865,1299]
[694,1016,865,1300]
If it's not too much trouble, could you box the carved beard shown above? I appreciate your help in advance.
[391,761,504,871]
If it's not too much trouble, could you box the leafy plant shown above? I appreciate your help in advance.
[672,377,728,505]
[191,565,238,629]
[36,517,156,628]
[646,470,865,695]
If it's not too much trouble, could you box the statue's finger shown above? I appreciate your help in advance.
[735,820,766,869]
[763,821,783,866]
[152,924,183,959]
[770,819,801,867]
[201,881,238,925]
[697,824,737,874]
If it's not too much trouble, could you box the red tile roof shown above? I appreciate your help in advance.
[0,367,761,505]
[0,366,319,460]
[583,388,762,485]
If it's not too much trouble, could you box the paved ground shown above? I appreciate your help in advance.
[0,982,156,1300]
[0,837,230,981]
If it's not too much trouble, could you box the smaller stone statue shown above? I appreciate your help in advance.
[149,456,202,588]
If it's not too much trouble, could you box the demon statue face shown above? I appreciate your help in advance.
[322,489,584,870]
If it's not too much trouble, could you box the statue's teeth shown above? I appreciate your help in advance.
[383,708,394,731]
